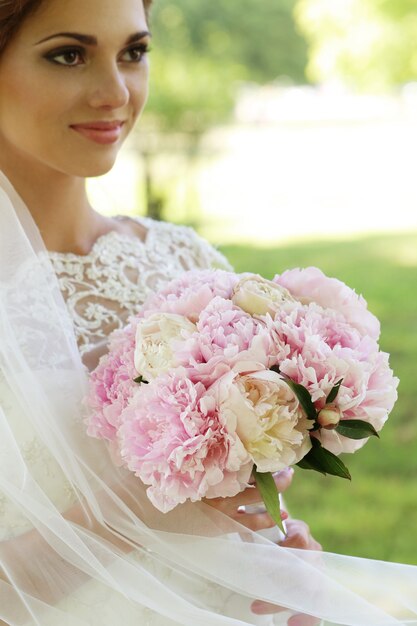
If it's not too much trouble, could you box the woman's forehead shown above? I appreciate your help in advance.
[20,0,148,38]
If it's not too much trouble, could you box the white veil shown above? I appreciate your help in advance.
[0,170,416,626]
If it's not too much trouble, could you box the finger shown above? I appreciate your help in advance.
[208,486,260,511]
[251,600,286,615]
[272,467,294,493]
[281,509,289,521]
[243,505,289,521]
[285,519,310,533]
[279,520,310,548]
[235,510,277,532]
[280,528,311,549]
[288,613,322,626]
[252,602,321,625]
[225,485,268,508]
[234,505,289,531]
[279,520,322,551]
[235,469,294,506]
[205,468,294,513]
[309,539,322,551]
[249,467,294,490]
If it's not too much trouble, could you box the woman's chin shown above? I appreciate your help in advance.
[86,163,116,178]
[65,158,118,179]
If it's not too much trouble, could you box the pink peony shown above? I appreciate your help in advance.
[174,297,276,387]
[318,350,398,454]
[274,267,380,340]
[86,323,137,441]
[196,296,261,358]
[118,369,252,512]
[176,296,273,378]
[270,302,398,453]
[140,269,239,323]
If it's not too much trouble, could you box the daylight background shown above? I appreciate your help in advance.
[88,0,417,564]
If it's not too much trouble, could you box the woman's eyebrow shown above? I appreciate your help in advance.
[35,31,151,46]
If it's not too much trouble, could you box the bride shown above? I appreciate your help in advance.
[0,0,416,625]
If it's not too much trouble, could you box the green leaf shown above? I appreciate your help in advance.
[296,437,351,480]
[133,375,149,385]
[253,468,284,532]
[336,419,380,440]
[296,455,327,475]
[282,377,317,421]
[326,378,344,404]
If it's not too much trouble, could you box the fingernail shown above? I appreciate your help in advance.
[289,614,315,626]
[251,601,266,614]
[276,467,293,476]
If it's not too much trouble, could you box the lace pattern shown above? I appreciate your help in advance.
[48,216,233,357]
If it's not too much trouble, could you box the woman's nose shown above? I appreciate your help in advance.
[88,63,130,110]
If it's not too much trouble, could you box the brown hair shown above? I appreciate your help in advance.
[0,0,153,55]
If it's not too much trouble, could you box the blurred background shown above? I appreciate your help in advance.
[88,0,417,564]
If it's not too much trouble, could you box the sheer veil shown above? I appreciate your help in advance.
[0,170,416,626]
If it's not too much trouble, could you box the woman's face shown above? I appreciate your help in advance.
[0,0,150,178]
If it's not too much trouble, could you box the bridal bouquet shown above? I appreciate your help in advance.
[86,267,398,524]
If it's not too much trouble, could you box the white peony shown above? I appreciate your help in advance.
[134,313,197,380]
[218,369,312,472]
[232,274,295,317]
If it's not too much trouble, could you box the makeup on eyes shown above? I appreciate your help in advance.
[43,42,151,67]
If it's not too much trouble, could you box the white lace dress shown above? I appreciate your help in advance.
[0,216,285,625]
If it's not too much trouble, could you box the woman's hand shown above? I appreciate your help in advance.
[278,518,322,551]
[206,469,322,625]
[250,518,322,625]
[205,467,294,531]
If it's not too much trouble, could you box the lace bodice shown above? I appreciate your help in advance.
[48,216,233,357]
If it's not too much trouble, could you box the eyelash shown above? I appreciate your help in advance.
[44,43,151,67]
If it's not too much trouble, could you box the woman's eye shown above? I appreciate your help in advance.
[45,48,84,67]
[44,44,150,67]
[120,44,150,63]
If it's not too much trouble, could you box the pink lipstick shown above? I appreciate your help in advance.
[70,121,125,145]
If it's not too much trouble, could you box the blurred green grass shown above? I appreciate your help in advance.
[219,231,417,564]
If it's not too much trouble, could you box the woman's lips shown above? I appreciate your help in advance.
[70,121,125,145]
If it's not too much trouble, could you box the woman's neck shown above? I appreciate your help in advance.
[0,160,111,255]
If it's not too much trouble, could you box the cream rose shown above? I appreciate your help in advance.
[219,369,312,472]
[134,313,197,380]
[232,274,294,317]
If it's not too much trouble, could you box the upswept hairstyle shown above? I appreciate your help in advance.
[0,0,153,55]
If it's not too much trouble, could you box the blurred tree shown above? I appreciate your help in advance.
[134,0,308,218]
[136,49,238,220]
[149,0,308,87]
[295,0,417,91]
